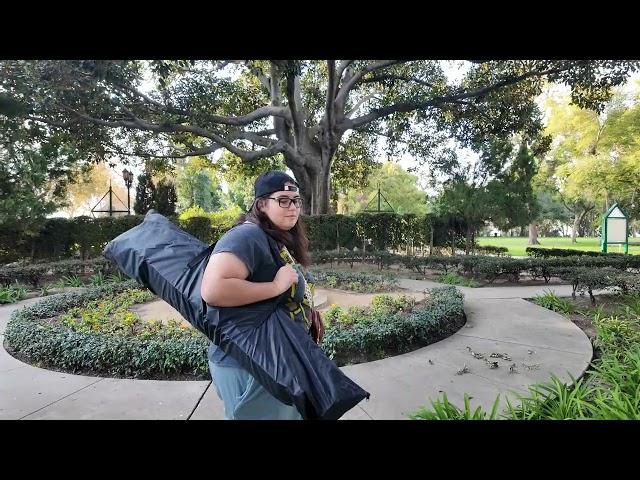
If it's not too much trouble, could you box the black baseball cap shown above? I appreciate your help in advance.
[254,171,299,199]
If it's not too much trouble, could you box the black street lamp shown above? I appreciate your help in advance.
[122,168,134,215]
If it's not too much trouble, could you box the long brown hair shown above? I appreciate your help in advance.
[235,198,310,267]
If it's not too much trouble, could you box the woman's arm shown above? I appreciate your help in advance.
[201,252,298,307]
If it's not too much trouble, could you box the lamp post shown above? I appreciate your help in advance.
[122,168,134,215]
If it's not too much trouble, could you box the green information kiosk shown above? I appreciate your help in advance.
[601,203,629,254]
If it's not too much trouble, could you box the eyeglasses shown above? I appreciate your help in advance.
[267,196,303,208]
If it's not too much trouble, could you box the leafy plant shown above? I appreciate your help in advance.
[409,394,500,420]
[89,271,106,286]
[533,290,577,315]
[61,274,83,287]
[0,282,28,304]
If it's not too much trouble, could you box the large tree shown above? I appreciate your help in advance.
[435,139,542,253]
[539,85,640,242]
[1,60,637,214]
[175,156,222,212]
[337,160,428,215]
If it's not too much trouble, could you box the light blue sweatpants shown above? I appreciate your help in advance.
[209,361,302,420]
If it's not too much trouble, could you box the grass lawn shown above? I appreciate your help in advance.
[477,236,640,256]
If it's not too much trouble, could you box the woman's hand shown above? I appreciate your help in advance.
[272,265,299,295]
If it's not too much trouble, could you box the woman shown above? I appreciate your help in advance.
[200,170,323,420]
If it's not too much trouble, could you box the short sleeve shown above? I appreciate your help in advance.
[212,223,270,277]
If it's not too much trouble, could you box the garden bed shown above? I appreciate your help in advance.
[5,281,466,379]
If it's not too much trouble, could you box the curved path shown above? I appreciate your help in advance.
[0,281,592,420]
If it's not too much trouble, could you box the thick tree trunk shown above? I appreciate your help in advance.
[286,152,332,215]
[528,223,540,245]
[311,166,331,215]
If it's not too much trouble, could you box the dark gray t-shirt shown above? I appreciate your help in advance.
[206,221,308,368]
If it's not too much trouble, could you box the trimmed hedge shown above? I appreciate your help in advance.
[310,269,398,293]
[311,250,640,284]
[1,211,470,264]
[320,286,466,366]
[4,280,210,379]
[475,245,509,256]
[5,281,467,379]
[552,267,639,304]
[0,257,117,288]
[526,247,634,258]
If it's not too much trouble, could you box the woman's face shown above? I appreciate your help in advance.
[258,182,302,230]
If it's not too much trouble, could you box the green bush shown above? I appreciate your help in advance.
[320,286,465,366]
[323,294,417,328]
[310,250,638,288]
[526,246,634,259]
[532,290,577,315]
[0,257,117,288]
[310,269,398,293]
[437,272,478,287]
[0,282,29,304]
[475,245,509,256]
[4,281,209,379]
[552,267,638,304]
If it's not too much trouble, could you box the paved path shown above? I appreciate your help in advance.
[0,281,592,420]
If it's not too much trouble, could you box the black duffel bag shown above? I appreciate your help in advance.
[103,210,369,419]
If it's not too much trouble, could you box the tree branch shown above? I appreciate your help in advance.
[236,130,278,147]
[244,61,272,93]
[110,82,189,117]
[204,105,291,126]
[325,60,337,143]
[360,74,436,88]
[136,146,220,159]
[346,93,380,118]
[335,60,403,105]
[26,115,81,128]
[269,63,289,143]
[284,65,304,148]
[336,60,353,81]
[344,64,573,131]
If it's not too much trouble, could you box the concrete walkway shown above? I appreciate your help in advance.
[0,280,593,420]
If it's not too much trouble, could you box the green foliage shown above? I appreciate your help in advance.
[4,281,210,379]
[409,394,501,420]
[554,267,636,304]
[0,282,28,304]
[323,294,417,328]
[177,205,242,243]
[176,157,222,213]
[4,60,635,217]
[532,290,577,315]
[437,272,479,287]
[0,118,81,253]
[541,87,640,220]
[61,274,83,287]
[89,271,106,286]
[475,245,509,256]
[0,257,117,288]
[133,172,156,215]
[310,269,398,293]
[320,286,465,366]
[526,246,630,258]
[337,161,428,215]
[154,177,177,216]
